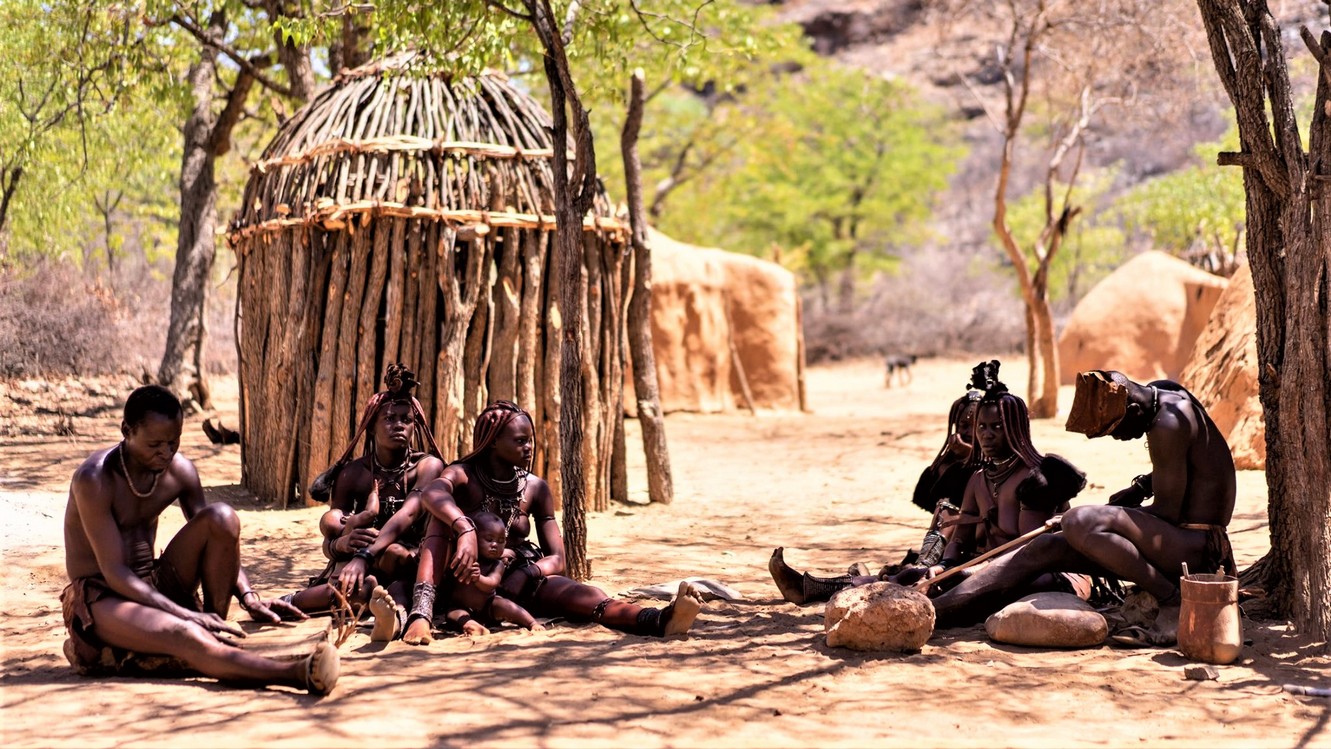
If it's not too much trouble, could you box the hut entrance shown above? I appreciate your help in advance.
[228,55,628,509]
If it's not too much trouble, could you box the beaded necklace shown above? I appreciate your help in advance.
[370,450,412,518]
[982,453,1022,498]
[475,464,528,530]
[116,442,160,499]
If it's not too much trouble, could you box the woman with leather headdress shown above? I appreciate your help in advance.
[282,364,445,641]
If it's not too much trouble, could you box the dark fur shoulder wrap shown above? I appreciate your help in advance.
[1016,454,1087,512]
[308,461,345,503]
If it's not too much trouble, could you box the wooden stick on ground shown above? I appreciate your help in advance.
[914,516,1061,593]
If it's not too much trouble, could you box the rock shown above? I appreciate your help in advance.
[824,582,934,652]
[1184,665,1219,681]
[985,592,1108,648]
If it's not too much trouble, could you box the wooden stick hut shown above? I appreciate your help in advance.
[228,54,629,509]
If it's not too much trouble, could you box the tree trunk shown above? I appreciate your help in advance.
[1029,276,1059,418]
[621,69,673,505]
[1196,1,1331,641]
[533,0,599,581]
[158,12,226,407]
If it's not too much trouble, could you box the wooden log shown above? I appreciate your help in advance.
[330,218,374,464]
[306,231,352,492]
[488,227,522,402]
[296,229,332,501]
[381,217,407,367]
[581,234,605,512]
[516,230,544,409]
[399,221,422,399]
[416,215,439,428]
[462,238,494,437]
[433,225,488,456]
[354,220,392,424]
[260,230,293,502]
[542,247,563,508]
[278,229,312,505]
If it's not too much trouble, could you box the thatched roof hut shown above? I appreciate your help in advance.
[228,55,628,507]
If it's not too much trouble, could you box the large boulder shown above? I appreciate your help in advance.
[984,592,1108,648]
[630,229,805,414]
[1058,251,1228,384]
[1178,263,1265,469]
[824,582,934,652]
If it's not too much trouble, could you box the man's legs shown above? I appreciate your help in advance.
[931,533,1095,627]
[87,597,329,691]
[141,502,337,691]
[1060,505,1208,642]
[157,503,242,616]
[1059,505,1206,599]
[532,577,704,637]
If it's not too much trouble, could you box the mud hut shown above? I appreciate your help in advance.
[228,55,628,507]
[637,228,805,413]
[1179,263,1265,469]
[1057,251,1228,384]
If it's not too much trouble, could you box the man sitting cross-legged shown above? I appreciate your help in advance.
[61,385,338,694]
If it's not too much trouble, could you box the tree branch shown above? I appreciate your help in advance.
[171,13,293,98]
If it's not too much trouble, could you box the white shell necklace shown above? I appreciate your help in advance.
[117,442,161,498]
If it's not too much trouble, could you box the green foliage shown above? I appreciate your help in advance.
[5,96,181,270]
[1116,126,1244,262]
[655,61,963,287]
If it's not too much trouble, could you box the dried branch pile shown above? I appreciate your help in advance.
[229,54,628,509]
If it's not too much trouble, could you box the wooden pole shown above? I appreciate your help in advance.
[620,68,674,504]
[914,519,1060,593]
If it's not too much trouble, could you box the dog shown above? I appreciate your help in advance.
[884,354,918,388]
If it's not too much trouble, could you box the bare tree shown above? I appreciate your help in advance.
[1195,0,1331,641]
[952,0,1195,416]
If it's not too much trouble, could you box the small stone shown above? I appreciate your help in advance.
[1184,664,1219,681]
[824,581,934,651]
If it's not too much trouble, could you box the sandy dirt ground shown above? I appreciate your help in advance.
[1,356,1327,748]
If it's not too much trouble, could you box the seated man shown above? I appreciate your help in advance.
[931,370,1237,641]
[62,385,338,693]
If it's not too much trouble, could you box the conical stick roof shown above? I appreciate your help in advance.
[229,52,623,240]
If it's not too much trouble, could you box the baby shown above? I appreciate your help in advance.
[446,511,545,635]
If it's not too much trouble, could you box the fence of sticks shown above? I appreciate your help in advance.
[228,55,630,509]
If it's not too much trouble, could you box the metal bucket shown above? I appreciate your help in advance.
[1177,572,1242,665]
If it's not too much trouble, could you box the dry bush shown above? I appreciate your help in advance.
[802,246,1027,363]
[0,258,237,379]
[0,261,123,378]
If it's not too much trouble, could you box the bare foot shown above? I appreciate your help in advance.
[402,617,433,646]
[663,580,705,636]
[303,641,340,695]
[768,547,807,604]
[368,586,401,642]
[848,562,873,577]
[529,621,547,632]
[461,619,490,637]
